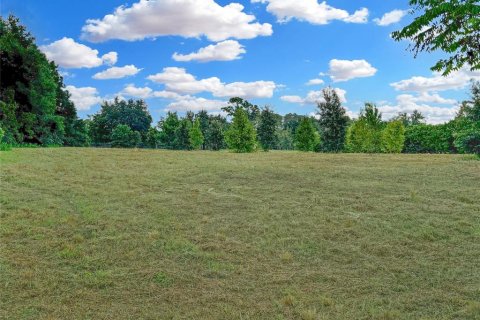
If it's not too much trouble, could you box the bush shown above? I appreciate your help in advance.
[189,118,204,150]
[454,125,480,156]
[404,123,455,153]
[381,121,405,153]
[0,127,11,151]
[295,118,320,151]
[346,119,383,153]
[111,124,141,148]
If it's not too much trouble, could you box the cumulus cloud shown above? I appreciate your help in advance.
[101,52,118,65]
[374,9,407,26]
[379,94,459,124]
[390,67,480,92]
[281,88,347,105]
[93,65,142,80]
[172,40,246,62]
[147,67,277,98]
[40,37,117,69]
[252,0,368,24]
[81,0,272,42]
[120,84,153,99]
[306,78,325,86]
[65,85,102,110]
[329,59,377,82]
[165,97,226,112]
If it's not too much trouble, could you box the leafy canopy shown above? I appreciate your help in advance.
[392,0,480,75]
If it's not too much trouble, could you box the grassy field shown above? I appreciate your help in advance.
[0,148,479,319]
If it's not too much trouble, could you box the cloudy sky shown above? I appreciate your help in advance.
[4,0,480,124]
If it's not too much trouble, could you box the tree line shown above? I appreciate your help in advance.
[1,15,479,155]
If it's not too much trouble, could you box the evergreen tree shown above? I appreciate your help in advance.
[175,118,192,150]
[195,110,210,150]
[159,111,179,149]
[295,118,320,152]
[257,107,279,151]
[207,119,225,151]
[189,118,204,150]
[316,88,349,152]
[225,107,256,153]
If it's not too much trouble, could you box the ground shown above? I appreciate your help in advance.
[0,148,479,320]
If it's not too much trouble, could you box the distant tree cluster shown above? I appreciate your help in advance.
[1,14,478,157]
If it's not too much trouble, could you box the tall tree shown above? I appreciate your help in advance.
[206,119,225,151]
[316,88,349,152]
[392,0,480,75]
[225,107,256,153]
[189,118,204,150]
[195,110,210,150]
[159,111,180,149]
[222,97,260,123]
[89,98,152,144]
[295,118,320,152]
[175,118,192,150]
[257,107,279,151]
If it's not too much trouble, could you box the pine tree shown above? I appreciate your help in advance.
[295,118,320,151]
[316,88,349,152]
[225,108,256,153]
[257,107,278,151]
[189,118,204,150]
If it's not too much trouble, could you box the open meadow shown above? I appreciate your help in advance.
[1,148,479,319]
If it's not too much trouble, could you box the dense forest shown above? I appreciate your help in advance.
[0,15,479,155]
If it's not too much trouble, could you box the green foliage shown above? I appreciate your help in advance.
[316,88,349,152]
[189,119,204,150]
[346,104,384,153]
[175,119,192,150]
[222,97,260,123]
[225,107,257,153]
[195,110,210,150]
[393,110,426,127]
[159,112,180,149]
[404,123,455,153]
[89,98,152,145]
[0,127,11,151]
[206,119,225,151]
[454,125,480,156]
[381,121,406,153]
[145,127,161,149]
[277,129,294,150]
[257,107,279,151]
[110,124,141,148]
[392,0,480,75]
[295,118,320,152]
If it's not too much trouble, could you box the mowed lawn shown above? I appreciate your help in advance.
[0,149,479,320]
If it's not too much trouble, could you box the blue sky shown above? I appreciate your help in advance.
[3,0,479,124]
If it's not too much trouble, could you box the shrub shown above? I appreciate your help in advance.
[110,124,141,148]
[345,119,383,153]
[454,125,480,156]
[189,118,204,150]
[381,121,405,153]
[0,127,11,151]
[295,118,320,151]
[225,108,257,153]
[404,123,455,153]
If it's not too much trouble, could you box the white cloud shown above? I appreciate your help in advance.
[390,67,480,92]
[147,67,277,98]
[379,95,459,124]
[374,9,407,26]
[93,65,142,80]
[40,37,117,69]
[120,84,153,99]
[281,88,347,105]
[172,40,246,62]
[165,97,226,112]
[81,0,272,42]
[65,85,102,110]
[306,78,325,86]
[252,0,368,24]
[328,59,377,82]
[101,52,118,65]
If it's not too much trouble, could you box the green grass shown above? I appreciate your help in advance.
[1,148,479,319]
